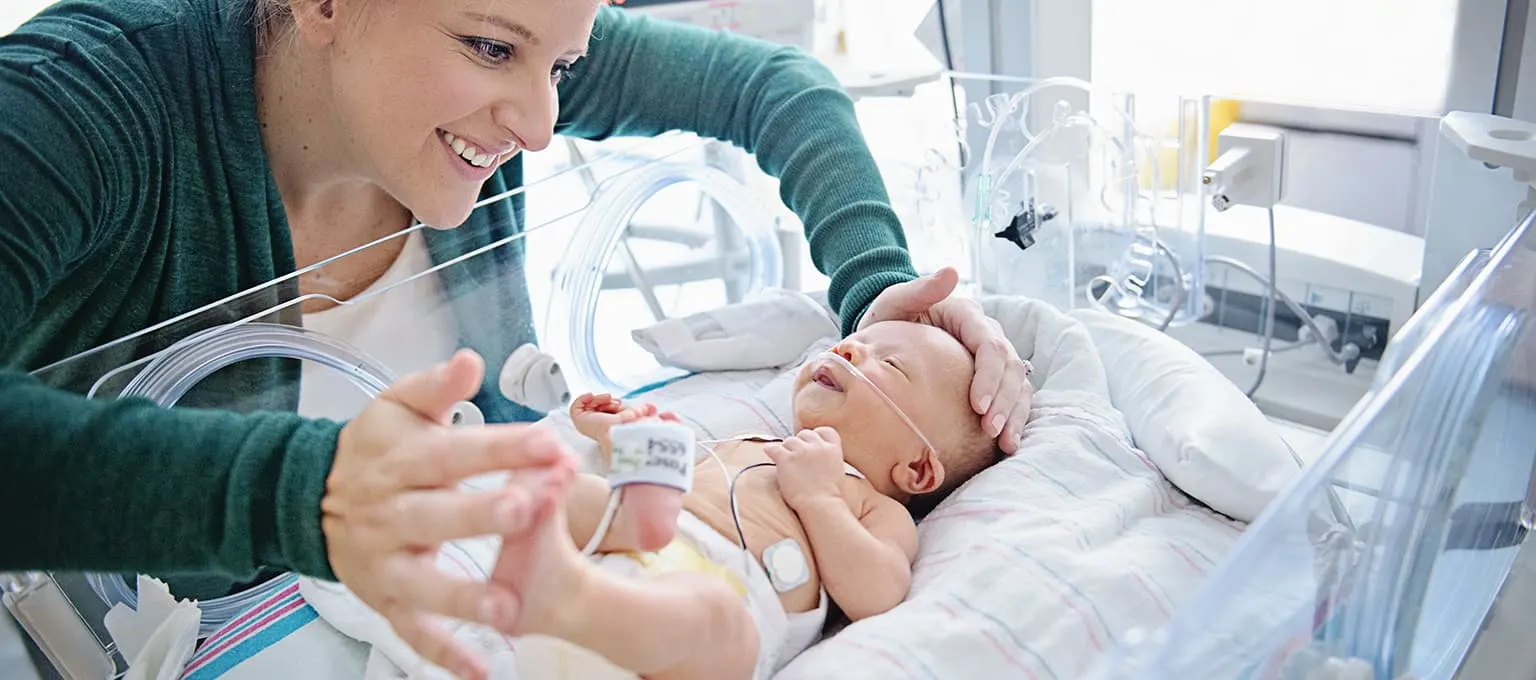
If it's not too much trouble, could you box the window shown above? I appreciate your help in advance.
[1091,0,1459,116]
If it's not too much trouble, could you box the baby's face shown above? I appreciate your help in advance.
[791,321,979,494]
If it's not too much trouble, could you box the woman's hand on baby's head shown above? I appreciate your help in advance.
[861,267,1035,454]
[766,427,848,511]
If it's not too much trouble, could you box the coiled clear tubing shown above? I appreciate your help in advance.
[72,143,784,636]
[966,77,1189,325]
[86,322,397,637]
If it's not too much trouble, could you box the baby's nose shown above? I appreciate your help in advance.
[832,341,865,364]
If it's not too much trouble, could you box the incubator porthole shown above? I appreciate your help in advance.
[547,160,783,396]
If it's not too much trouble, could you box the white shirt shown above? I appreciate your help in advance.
[296,230,457,422]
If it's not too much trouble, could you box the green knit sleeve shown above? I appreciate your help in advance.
[0,25,341,582]
[557,7,917,334]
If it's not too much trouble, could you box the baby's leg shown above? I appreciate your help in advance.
[496,489,759,680]
[564,473,682,553]
[556,571,760,680]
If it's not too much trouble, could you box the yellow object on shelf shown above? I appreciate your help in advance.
[1140,98,1241,192]
[1208,99,1241,163]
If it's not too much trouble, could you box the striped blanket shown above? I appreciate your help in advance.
[772,298,1246,680]
[178,297,1245,679]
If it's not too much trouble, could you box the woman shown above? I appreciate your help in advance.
[0,0,1033,674]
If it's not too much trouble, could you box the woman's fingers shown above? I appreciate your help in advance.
[391,469,571,547]
[384,555,522,631]
[985,361,1031,449]
[391,488,533,548]
[856,268,960,330]
[381,349,486,424]
[390,426,573,490]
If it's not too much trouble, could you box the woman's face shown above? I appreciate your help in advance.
[315,0,599,228]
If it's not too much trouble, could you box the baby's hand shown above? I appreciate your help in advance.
[765,427,846,511]
[569,393,678,442]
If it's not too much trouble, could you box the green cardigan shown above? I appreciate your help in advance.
[0,0,916,589]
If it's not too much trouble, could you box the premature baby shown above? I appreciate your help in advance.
[494,320,1005,680]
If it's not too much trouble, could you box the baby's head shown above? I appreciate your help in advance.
[792,321,1002,512]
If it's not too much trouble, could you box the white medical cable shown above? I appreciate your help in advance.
[1202,255,1363,369]
[1250,207,1279,398]
[1199,340,1314,359]
[581,490,625,556]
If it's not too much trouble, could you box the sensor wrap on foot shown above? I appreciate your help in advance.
[607,421,695,492]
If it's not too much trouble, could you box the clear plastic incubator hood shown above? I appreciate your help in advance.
[861,72,1214,329]
[1084,116,1536,679]
[9,131,792,669]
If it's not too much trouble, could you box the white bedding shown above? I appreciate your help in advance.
[519,296,1247,679]
[774,297,1245,679]
[291,296,1249,680]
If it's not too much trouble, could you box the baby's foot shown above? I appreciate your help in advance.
[616,483,684,552]
[489,467,596,639]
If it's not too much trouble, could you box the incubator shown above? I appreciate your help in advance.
[5,68,1534,680]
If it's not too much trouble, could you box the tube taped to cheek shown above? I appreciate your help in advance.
[608,421,696,492]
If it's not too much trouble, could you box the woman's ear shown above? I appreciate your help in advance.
[288,0,342,46]
[894,449,945,496]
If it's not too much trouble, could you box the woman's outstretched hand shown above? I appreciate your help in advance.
[322,349,575,679]
[860,267,1035,453]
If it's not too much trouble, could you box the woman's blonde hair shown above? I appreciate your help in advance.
[248,0,608,47]
[247,0,294,44]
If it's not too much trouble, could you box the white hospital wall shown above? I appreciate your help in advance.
[1,0,57,35]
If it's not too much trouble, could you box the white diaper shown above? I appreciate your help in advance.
[584,510,827,679]
[302,510,828,680]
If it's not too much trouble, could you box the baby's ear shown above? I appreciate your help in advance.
[896,449,945,496]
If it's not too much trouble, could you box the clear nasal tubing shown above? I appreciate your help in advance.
[581,350,941,573]
[817,350,939,459]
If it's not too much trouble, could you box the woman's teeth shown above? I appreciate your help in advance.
[441,131,501,168]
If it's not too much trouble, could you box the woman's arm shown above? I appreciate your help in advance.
[0,31,340,582]
[556,7,916,335]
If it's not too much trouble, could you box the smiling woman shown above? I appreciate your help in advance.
[0,0,1036,676]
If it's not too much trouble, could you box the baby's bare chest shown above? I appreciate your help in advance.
[681,440,866,613]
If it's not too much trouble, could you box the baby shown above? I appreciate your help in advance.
[493,320,1005,680]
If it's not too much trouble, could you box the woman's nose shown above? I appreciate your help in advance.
[490,76,558,153]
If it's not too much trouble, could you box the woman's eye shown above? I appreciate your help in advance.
[551,63,573,85]
[463,38,512,65]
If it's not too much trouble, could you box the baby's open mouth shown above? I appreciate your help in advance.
[813,365,842,392]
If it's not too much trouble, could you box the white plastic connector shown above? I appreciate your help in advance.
[1203,123,1287,211]
[1299,314,1340,347]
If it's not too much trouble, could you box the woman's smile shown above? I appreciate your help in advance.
[437,129,515,181]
